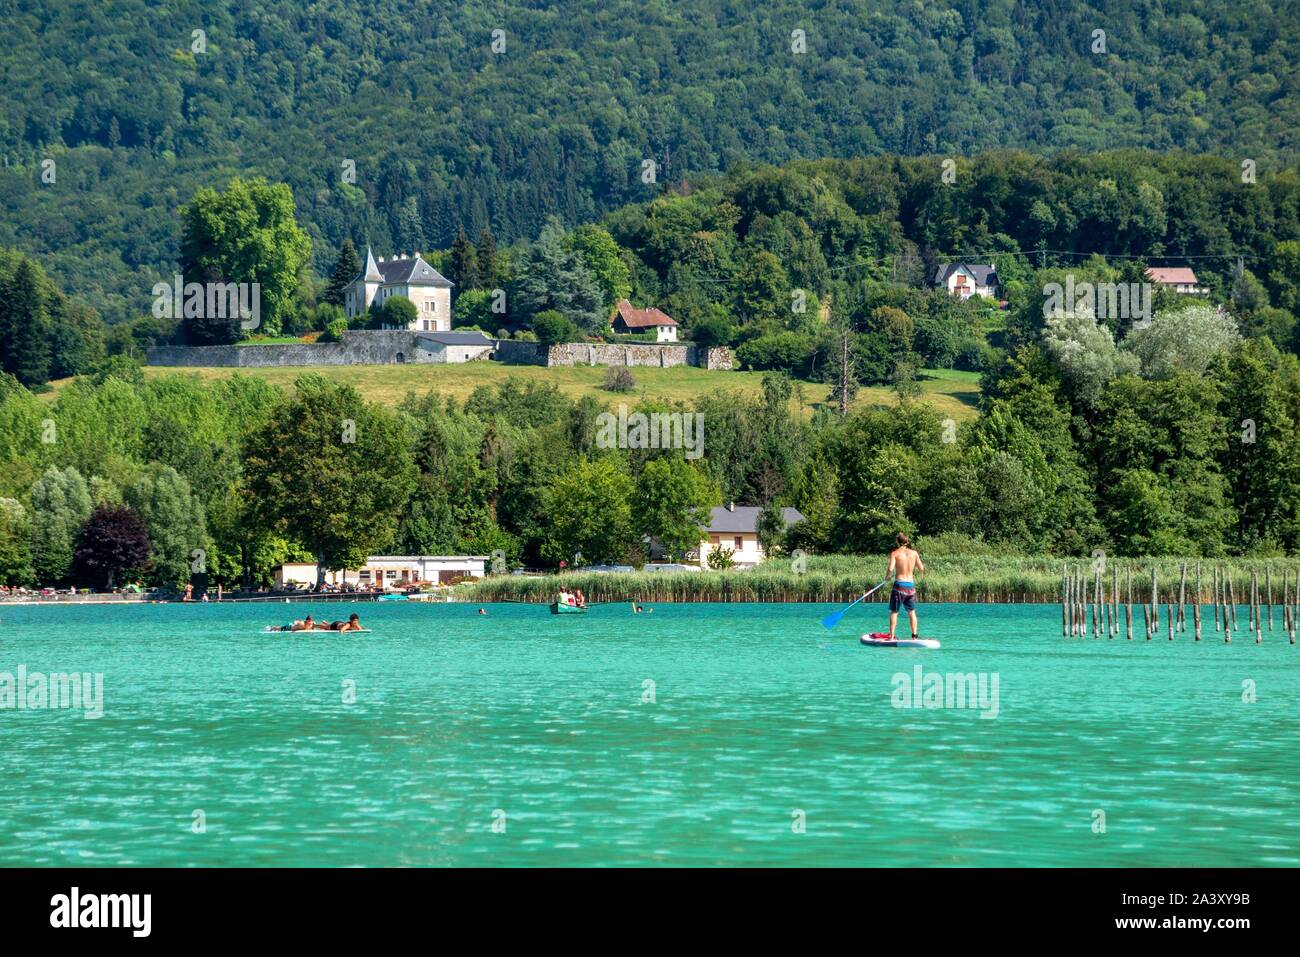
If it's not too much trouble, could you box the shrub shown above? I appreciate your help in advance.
[706,546,737,570]
[322,317,349,342]
[602,367,636,392]
[532,310,577,345]
[735,332,812,371]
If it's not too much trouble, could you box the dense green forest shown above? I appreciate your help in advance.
[1,0,1297,323]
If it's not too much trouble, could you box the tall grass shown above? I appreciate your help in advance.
[463,556,1300,604]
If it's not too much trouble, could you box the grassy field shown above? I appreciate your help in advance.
[97,362,981,419]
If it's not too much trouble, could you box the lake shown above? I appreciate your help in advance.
[0,600,1295,866]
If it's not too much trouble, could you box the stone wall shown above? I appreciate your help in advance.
[490,340,731,369]
[148,332,737,372]
[148,331,443,367]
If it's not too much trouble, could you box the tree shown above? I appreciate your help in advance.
[324,239,360,307]
[377,295,417,329]
[179,178,312,342]
[1042,311,1140,410]
[512,218,605,333]
[532,310,576,345]
[1124,303,1241,379]
[242,376,416,586]
[634,458,718,559]
[449,228,480,292]
[0,259,52,387]
[28,466,94,584]
[0,498,34,585]
[124,464,208,588]
[539,458,637,566]
[569,224,631,307]
[74,504,151,590]
[476,227,501,291]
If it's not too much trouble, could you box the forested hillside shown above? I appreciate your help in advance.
[1,0,1296,323]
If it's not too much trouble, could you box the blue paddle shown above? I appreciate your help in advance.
[821,580,889,630]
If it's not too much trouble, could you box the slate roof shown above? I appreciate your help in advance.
[934,263,998,285]
[354,247,452,287]
[416,331,494,348]
[705,505,805,534]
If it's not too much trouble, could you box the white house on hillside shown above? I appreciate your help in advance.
[611,299,678,342]
[343,246,454,331]
[1145,266,1209,296]
[935,263,999,300]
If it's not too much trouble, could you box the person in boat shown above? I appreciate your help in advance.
[886,532,924,640]
[558,589,573,606]
[574,589,586,608]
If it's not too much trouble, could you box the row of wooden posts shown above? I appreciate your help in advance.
[1062,564,1299,644]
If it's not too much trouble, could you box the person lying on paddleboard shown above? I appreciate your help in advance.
[886,532,924,640]
[326,613,363,632]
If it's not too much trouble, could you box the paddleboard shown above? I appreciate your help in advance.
[263,626,372,634]
[862,633,940,649]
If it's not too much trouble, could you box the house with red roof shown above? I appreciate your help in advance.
[1145,266,1209,296]
[611,299,678,342]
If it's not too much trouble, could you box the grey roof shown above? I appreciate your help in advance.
[705,505,805,534]
[416,331,494,348]
[934,262,998,285]
[361,246,383,282]
[354,247,452,287]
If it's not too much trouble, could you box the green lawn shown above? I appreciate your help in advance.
[54,361,981,420]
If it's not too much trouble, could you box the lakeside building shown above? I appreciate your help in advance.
[698,503,805,568]
[274,556,488,589]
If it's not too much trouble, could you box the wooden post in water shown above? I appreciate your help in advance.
[1142,601,1150,639]
[1242,572,1253,639]
[1178,563,1187,632]
[1206,564,1216,631]
[1111,564,1119,638]
[1167,593,1174,640]
[1125,566,1133,640]
[1226,571,1235,643]
[1267,566,1274,631]
[1194,562,1203,641]
[1062,564,1069,637]
[1154,566,1164,634]
[1254,570,1263,644]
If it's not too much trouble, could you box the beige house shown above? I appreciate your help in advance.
[343,247,454,331]
[274,556,488,589]
[698,504,805,569]
[935,263,999,299]
[611,299,678,342]
[1145,266,1209,296]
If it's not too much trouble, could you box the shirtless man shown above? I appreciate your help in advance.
[886,533,925,640]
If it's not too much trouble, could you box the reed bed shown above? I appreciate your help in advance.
[462,556,1300,605]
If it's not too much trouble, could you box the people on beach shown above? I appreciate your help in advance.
[886,532,924,640]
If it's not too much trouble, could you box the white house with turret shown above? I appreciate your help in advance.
[343,246,454,331]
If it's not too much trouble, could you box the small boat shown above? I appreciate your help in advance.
[377,593,409,601]
[550,601,588,615]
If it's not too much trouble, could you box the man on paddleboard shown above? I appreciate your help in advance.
[886,533,924,640]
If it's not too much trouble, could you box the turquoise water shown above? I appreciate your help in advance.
[1,601,1296,867]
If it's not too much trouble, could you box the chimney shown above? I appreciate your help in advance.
[727,501,734,512]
